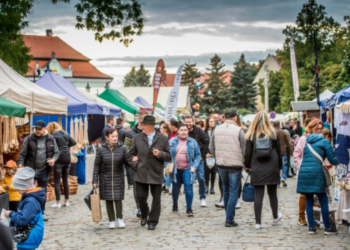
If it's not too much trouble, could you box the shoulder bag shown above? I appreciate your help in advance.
[242,172,255,202]
[306,143,331,186]
[254,137,272,160]
[164,144,184,175]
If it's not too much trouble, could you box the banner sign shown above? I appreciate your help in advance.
[152,59,165,114]
[165,65,184,121]
[290,37,300,101]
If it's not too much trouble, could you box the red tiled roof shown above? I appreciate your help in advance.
[27,60,112,79]
[23,35,90,61]
[163,71,233,87]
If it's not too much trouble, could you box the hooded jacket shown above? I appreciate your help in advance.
[10,187,46,249]
[188,125,209,158]
[297,134,338,194]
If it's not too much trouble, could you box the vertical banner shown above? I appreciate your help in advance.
[165,65,184,121]
[290,37,300,101]
[152,59,165,114]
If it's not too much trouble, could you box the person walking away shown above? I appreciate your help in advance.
[169,125,201,216]
[209,109,246,227]
[1,160,21,211]
[124,110,148,218]
[293,119,323,226]
[18,120,59,221]
[184,114,210,207]
[3,167,45,250]
[205,117,217,195]
[169,118,179,140]
[101,116,115,142]
[160,123,172,193]
[115,118,126,143]
[297,125,338,235]
[93,128,128,229]
[128,115,171,230]
[46,122,76,208]
[123,123,131,131]
[273,121,293,187]
[244,111,283,229]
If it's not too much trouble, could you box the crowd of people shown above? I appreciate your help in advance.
[0,109,340,249]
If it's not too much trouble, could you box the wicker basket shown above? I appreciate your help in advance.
[60,183,78,195]
[23,125,30,133]
[17,126,23,134]
[46,184,55,201]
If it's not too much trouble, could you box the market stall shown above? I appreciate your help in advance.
[99,88,140,115]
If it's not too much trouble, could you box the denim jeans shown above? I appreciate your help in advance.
[195,160,206,200]
[172,169,193,208]
[35,168,50,212]
[217,167,242,223]
[305,193,331,229]
[281,154,288,181]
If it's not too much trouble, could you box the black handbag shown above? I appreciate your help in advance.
[254,137,272,160]
[84,189,94,210]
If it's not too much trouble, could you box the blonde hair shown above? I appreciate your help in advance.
[236,115,247,130]
[46,122,62,135]
[246,111,277,140]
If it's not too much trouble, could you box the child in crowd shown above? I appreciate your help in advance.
[3,167,45,250]
[1,160,21,211]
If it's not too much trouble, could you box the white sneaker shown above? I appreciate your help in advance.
[117,219,125,228]
[255,224,261,230]
[281,179,287,187]
[64,202,70,207]
[273,212,283,224]
[200,199,207,207]
[236,200,241,209]
[215,200,224,208]
[109,221,116,229]
[51,203,61,208]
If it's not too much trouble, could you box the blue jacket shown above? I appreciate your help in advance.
[169,136,201,184]
[297,134,338,194]
[10,188,46,249]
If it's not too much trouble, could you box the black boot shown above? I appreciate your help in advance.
[172,205,178,213]
[210,187,215,194]
[186,208,193,217]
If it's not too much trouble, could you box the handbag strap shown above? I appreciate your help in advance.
[175,143,185,159]
[306,143,323,165]
[244,172,251,185]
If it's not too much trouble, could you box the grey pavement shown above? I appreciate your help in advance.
[40,174,350,250]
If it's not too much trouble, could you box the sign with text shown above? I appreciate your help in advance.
[165,65,184,121]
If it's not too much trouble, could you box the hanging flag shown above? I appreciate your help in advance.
[165,65,184,121]
[290,37,300,101]
[152,59,165,114]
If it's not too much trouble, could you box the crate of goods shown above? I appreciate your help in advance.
[23,125,30,133]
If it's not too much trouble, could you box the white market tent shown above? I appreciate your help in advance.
[78,89,135,122]
[97,86,190,113]
[0,59,67,115]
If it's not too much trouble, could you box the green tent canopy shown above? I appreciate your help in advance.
[0,97,26,117]
[156,103,166,111]
[99,89,139,115]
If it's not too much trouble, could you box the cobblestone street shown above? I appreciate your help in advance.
[40,175,350,250]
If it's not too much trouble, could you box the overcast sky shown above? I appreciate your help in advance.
[24,0,350,87]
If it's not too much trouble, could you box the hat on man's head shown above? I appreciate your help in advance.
[225,109,238,118]
[12,167,36,191]
[34,120,46,129]
[141,115,156,125]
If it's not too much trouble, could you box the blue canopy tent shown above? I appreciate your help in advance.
[322,85,350,111]
[35,72,122,184]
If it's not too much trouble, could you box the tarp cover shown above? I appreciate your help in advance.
[0,59,67,115]
[99,89,140,115]
[0,96,26,117]
[36,72,120,116]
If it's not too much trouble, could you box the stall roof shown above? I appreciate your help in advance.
[36,72,120,116]
[290,101,319,111]
[134,96,165,116]
[99,89,140,115]
[156,103,166,111]
[0,59,67,115]
[0,97,26,117]
[313,89,334,102]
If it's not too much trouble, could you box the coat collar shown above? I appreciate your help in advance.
[142,131,160,148]
[224,120,238,126]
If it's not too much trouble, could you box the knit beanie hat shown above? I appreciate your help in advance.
[12,167,36,191]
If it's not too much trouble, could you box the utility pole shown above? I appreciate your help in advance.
[263,65,270,112]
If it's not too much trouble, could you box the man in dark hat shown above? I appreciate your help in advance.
[128,115,171,230]
[18,120,60,221]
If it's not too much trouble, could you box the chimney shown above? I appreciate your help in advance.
[46,29,53,36]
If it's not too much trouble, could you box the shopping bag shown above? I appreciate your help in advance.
[242,173,255,202]
[90,189,102,222]
[84,189,94,211]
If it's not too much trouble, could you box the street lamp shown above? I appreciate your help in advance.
[263,65,270,112]
[86,83,91,92]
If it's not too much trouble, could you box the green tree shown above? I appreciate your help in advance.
[230,54,257,111]
[181,63,201,109]
[135,64,151,87]
[202,54,231,113]
[1,0,144,75]
[122,67,137,87]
